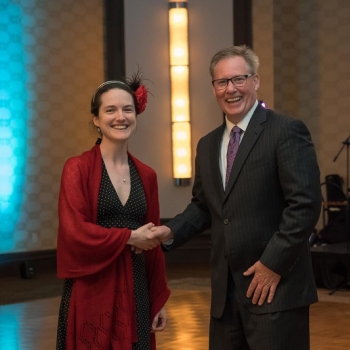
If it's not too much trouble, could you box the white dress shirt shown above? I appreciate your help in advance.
[219,100,258,188]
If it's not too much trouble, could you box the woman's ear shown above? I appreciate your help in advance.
[92,115,99,127]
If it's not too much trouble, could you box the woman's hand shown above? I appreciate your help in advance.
[127,222,161,251]
[151,306,167,332]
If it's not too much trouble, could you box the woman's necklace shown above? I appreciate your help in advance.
[117,163,129,184]
[103,158,129,185]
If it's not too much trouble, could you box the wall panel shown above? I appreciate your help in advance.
[0,0,104,254]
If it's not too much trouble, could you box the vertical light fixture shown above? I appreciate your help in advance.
[168,1,192,186]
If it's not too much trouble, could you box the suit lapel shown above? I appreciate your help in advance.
[224,105,266,201]
[209,124,226,201]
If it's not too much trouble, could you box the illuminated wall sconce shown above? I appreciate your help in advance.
[168,1,192,186]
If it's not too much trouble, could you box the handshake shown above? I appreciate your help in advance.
[127,223,173,253]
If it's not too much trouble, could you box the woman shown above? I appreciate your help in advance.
[56,72,170,350]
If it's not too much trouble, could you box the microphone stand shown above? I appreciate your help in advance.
[329,135,350,295]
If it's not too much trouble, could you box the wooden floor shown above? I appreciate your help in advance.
[0,262,350,350]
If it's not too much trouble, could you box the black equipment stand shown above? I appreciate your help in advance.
[329,135,350,295]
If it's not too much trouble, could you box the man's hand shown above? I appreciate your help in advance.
[243,260,281,306]
[127,222,161,251]
[149,225,174,243]
[151,306,167,332]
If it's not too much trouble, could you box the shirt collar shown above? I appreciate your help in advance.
[225,100,258,133]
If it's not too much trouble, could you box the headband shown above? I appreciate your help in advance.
[91,80,128,103]
[91,80,148,114]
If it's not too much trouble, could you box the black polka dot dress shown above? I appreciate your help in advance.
[56,157,151,350]
[56,279,73,350]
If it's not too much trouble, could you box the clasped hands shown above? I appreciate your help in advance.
[127,223,172,253]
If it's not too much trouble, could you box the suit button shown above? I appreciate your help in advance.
[224,219,229,225]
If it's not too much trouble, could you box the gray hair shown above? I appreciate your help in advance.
[209,45,260,78]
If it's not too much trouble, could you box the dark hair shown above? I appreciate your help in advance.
[90,70,146,116]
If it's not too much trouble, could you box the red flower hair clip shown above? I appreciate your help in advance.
[135,85,148,114]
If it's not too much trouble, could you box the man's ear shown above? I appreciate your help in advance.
[254,74,260,90]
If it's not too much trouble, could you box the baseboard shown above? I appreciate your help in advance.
[160,218,212,264]
[0,249,56,267]
[0,249,57,278]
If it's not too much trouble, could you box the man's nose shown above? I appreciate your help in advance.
[226,79,237,91]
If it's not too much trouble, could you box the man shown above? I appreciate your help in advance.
[151,45,322,349]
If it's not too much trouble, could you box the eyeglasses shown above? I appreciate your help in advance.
[212,74,254,90]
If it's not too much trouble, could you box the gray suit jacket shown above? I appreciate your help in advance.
[166,104,322,318]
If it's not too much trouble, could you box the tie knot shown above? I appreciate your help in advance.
[231,126,242,136]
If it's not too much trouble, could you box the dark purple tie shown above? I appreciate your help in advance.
[225,126,242,188]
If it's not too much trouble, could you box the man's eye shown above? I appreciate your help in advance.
[217,80,227,86]
[234,77,245,83]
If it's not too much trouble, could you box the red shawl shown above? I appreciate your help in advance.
[57,144,170,350]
